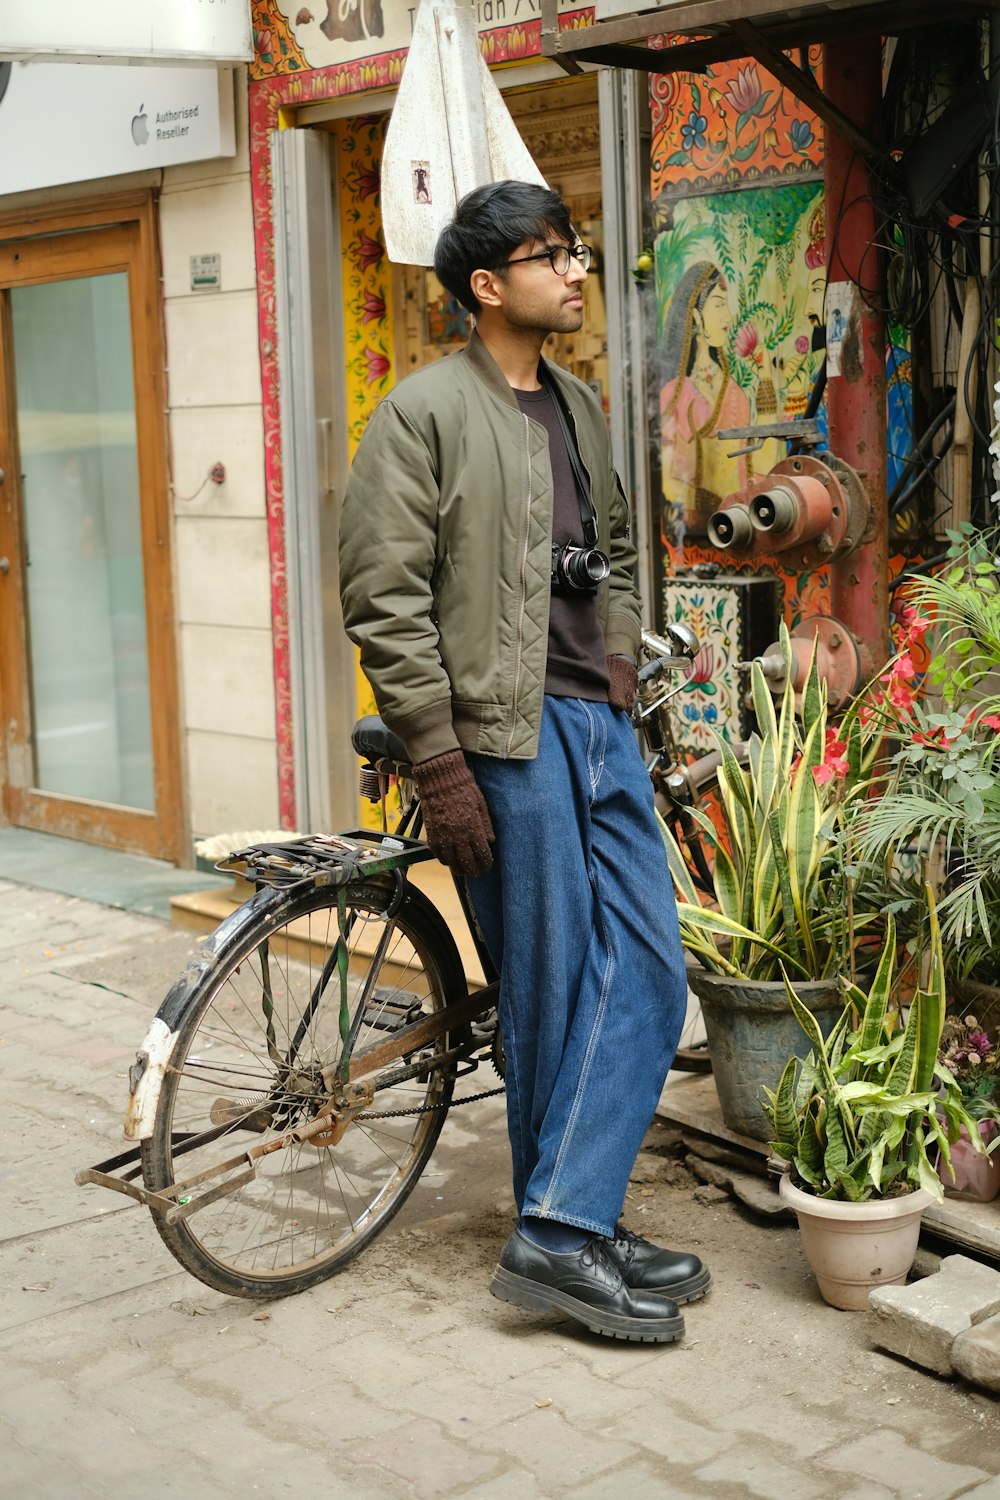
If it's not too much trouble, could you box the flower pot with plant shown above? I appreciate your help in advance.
[660,625,883,1138]
[764,898,987,1309]
[936,1012,1000,1201]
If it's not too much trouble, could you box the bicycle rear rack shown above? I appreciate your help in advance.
[216,830,433,896]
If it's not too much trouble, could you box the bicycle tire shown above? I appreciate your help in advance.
[141,878,466,1299]
[659,743,749,1073]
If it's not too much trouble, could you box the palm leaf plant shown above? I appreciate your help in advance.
[660,623,883,982]
[849,525,1000,985]
[763,900,987,1202]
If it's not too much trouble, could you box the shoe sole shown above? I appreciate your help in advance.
[489,1265,685,1344]
[643,1268,712,1306]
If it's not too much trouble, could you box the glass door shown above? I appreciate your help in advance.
[0,212,182,860]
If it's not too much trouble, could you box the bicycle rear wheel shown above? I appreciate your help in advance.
[141,879,466,1298]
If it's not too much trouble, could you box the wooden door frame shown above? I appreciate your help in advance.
[0,191,184,864]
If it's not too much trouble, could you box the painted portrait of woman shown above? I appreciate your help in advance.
[659,262,752,535]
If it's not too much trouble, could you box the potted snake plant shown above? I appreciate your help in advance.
[764,897,986,1309]
[660,624,884,1139]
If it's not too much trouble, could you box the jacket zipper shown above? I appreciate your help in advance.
[505,414,533,757]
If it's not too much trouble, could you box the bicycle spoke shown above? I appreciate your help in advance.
[142,882,463,1295]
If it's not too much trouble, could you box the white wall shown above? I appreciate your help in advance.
[159,77,280,839]
[0,71,280,847]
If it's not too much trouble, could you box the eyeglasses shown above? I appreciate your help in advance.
[502,242,592,276]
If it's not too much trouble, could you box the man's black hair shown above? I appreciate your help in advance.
[434,179,573,315]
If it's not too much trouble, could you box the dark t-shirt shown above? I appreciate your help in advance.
[514,385,610,701]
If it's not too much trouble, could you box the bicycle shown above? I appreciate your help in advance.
[77,624,742,1299]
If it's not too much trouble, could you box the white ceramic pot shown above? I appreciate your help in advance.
[778,1173,933,1311]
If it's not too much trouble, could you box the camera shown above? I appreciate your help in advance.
[551,542,611,595]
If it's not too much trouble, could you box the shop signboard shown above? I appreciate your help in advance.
[0,0,252,64]
[0,62,235,195]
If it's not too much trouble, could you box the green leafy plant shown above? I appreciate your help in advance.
[850,526,1000,983]
[764,901,986,1202]
[660,625,882,981]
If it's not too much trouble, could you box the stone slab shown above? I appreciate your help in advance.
[867,1254,1000,1376]
[952,1312,1000,1393]
[686,1154,795,1220]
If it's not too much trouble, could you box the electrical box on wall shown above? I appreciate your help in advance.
[662,570,781,758]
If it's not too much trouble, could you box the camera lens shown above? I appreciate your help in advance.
[567,549,610,588]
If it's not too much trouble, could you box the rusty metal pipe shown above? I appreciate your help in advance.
[707,503,754,550]
[824,35,889,679]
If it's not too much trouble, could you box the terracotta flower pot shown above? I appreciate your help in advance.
[778,1174,933,1310]
[941,1120,1000,1203]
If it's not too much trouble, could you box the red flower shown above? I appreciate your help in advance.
[362,346,390,385]
[981,713,1000,733]
[734,322,760,359]
[255,27,272,54]
[688,644,715,685]
[812,729,849,785]
[351,230,384,272]
[361,290,386,324]
[724,63,762,114]
[352,162,380,201]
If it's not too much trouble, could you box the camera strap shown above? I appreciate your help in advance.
[539,365,600,548]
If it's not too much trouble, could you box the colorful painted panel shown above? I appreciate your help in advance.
[650,47,824,202]
[250,0,593,82]
[663,573,782,754]
[657,183,826,540]
[334,118,394,457]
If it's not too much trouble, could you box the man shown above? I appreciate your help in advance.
[339,180,710,1343]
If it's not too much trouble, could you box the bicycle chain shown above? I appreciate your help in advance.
[356,1083,505,1121]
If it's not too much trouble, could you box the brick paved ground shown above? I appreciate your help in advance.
[1,878,998,1500]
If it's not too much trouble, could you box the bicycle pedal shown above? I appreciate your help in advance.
[363,988,423,1032]
[209,1093,274,1132]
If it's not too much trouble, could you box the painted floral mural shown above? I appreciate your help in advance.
[650,46,824,201]
[657,184,825,540]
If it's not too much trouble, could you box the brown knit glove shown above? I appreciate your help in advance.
[414,751,495,877]
[607,654,638,713]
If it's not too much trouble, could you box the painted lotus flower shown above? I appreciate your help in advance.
[352,229,384,272]
[351,161,380,201]
[688,644,715,685]
[362,346,390,385]
[734,322,760,359]
[361,291,386,325]
[254,28,272,55]
[724,63,761,114]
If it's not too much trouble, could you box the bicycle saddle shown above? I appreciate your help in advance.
[351,715,412,774]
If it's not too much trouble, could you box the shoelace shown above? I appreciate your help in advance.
[610,1223,639,1267]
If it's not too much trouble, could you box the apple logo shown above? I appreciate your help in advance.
[131,105,149,146]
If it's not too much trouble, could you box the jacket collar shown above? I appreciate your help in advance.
[465,327,574,413]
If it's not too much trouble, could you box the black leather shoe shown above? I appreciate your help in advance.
[489,1229,685,1344]
[604,1223,712,1303]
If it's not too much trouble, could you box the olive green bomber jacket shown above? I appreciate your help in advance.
[338,331,642,765]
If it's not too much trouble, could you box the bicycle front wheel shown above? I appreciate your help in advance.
[141,879,466,1298]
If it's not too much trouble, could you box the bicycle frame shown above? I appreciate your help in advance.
[76,830,500,1217]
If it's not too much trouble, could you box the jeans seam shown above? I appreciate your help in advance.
[540,880,616,1223]
[581,701,606,798]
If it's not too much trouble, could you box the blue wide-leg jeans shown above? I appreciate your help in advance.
[465,695,687,1238]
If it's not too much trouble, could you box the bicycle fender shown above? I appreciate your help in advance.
[123,885,343,1139]
[125,1017,176,1141]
